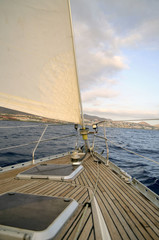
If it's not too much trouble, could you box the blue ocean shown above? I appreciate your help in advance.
[0,120,159,195]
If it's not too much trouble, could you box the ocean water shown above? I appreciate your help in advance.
[0,120,159,195]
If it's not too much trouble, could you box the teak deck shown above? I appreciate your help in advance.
[0,154,159,240]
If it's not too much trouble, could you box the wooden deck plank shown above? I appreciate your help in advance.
[84,157,157,239]
[63,185,85,199]
[100,177,159,239]
[32,182,62,195]
[35,181,62,196]
[77,190,90,204]
[84,161,108,192]
[18,180,51,194]
[77,211,94,240]
[81,169,96,189]
[80,170,90,187]
[67,207,93,240]
[0,153,158,240]
[104,189,149,240]
[87,228,95,240]
[54,206,85,240]
[82,168,94,188]
[58,185,76,197]
[77,174,85,186]
[0,179,33,194]
[102,190,138,240]
[95,193,123,240]
[99,160,159,213]
[89,157,159,222]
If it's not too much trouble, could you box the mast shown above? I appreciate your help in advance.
[67,0,85,128]
[67,0,89,151]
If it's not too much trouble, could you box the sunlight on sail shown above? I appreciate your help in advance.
[0,0,82,124]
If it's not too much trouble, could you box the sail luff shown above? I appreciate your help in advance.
[0,0,82,124]
[67,0,84,128]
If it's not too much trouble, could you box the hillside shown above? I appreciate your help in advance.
[84,114,158,130]
[138,121,151,126]
[0,107,28,115]
[84,114,111,122]
[0,107,158,130]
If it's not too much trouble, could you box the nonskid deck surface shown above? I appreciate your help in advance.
[0,154,159,240]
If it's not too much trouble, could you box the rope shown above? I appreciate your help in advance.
[0,134,76,152]
[95,135,159,165]
[108,138,159,165]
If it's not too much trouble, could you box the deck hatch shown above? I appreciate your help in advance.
[16,164,83,180]
[0,193,78,239]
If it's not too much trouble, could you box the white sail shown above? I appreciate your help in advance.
[0,0,82,124]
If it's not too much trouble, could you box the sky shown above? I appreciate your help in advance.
[70,0,159,124]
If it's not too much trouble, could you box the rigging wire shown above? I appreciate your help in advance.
[108,138,159,165]
[32,124,48,164]
[0,124,44,129]
[0,134,76,152]
[0,123,74,129]
[95,135,159,165]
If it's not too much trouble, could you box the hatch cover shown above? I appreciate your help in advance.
[0,192,78,239]
[16,164,83,180]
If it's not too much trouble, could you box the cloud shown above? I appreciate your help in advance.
[94,52,127,70]
[71,2,128,90]
[118,18,159,49]
[70,0,159,120]
[82,88,119,102]
[72,0,159,55]
[74,23,128,90]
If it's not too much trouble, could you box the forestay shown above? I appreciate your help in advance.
[0,0,82,124]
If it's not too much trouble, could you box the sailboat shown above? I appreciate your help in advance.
[0,0,158,239]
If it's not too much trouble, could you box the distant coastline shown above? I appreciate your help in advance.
[84,114,159,130]
[0,107,158,130]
